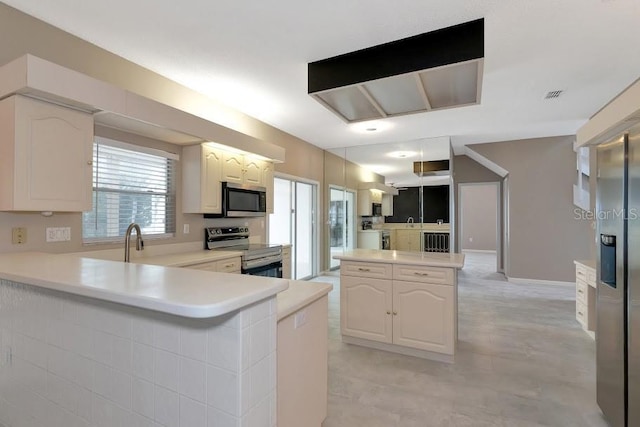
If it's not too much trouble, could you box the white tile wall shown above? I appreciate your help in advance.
[0,279,276,427]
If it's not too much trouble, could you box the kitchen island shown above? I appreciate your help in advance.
[0,251,288,427]
[334,249,464,362]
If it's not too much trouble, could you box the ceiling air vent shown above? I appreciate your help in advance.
[545,90,564,99]
[308,19,484,123]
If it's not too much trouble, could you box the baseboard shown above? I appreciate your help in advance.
[462,249,497,254]
[342,335,454,363]
[507,276,574,286]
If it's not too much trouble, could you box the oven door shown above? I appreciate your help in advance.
[243,260,283,278]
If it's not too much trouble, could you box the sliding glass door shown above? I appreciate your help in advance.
[269,176,318,280]
[329,186,356,269]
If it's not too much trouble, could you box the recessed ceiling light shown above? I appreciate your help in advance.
[388,151,417,159]
[350,121,393,134]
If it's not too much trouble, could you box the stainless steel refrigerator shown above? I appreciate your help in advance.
[596,123,640,427]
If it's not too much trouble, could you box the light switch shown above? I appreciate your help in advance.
[183,224,190,234]
[46,227,71,242]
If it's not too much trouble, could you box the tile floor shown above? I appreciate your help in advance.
[315,252,608,427]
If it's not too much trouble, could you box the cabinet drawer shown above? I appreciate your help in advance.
[185,262,216,272]
[576,300,588,326]
[393,264,453,285]
[576,265,588,282]
[216,257,242,273]
[576,279,588,305]
[341,261,392,279]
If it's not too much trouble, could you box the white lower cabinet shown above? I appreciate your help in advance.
[340,276,393,343]
[282,246,292,279]
[392,280,454,354]
[183,256,242,274]
[340,261,456,357]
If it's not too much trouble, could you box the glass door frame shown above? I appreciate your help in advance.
[268,172,319,280]
[328,184,357,270]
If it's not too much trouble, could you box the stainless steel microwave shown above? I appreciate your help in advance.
[221,182,267,217]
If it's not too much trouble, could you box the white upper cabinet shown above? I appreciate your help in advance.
[221,152,245,185]
[243,158,264,186]
[262,161,275,214]
[382,193,394,216]
[0,95,93,212]
[182,144,223,214]
[182,144,275,214]
[222,152,267,187]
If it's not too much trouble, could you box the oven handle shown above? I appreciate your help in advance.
[242,254,283,270]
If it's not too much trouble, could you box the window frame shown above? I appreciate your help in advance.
[82,136,179,245]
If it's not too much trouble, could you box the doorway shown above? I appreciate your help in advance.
[458,182,500,271]
[328,186,356,270]
[269,175,319,280]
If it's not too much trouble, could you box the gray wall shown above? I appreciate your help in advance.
[460,184,498,251]
[470,135,591,282]
[452,155,503,267]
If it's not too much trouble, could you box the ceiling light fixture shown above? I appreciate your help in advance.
[388,151,417,159]
[308,19,484,123]
[350,120,393,133]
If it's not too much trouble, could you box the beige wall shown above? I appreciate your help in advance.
[460,184,498,251]
[469,135,591,282]
[0,4,323,259]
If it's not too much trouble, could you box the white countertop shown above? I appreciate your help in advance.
[334,249,465,268]
[358,229,381,233]
[0,252,288,319]
[277,280,333,321]
[575,259,596,270]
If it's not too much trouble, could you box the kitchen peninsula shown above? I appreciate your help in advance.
[334,249,464,362]
[0,251,288,427]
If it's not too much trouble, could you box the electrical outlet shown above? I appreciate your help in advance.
[12,227,26,244]
[469,237,473,242]
[183,224,190,234]
[294,310,308,329]
[46,227,71,242]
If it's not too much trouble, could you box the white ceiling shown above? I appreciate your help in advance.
[5,0,640,154]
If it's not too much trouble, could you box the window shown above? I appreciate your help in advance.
[82,137,177,243]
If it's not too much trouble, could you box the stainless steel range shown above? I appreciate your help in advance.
[206,227,283,277]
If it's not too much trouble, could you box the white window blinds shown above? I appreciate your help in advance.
[82,137,177,243]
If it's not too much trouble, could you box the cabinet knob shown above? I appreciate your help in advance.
[87,160,93,165]
[386,311,391,315]
[357,267,370,272]
[393,312,398,316]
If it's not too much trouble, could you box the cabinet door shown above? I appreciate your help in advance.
[282,247,292,279]
[243,158,264,186]
[11,95,93,211]
[221,152,244,184]
[201,145,222,213]
[357,190,372,216]
[340,276,392,343]
[392,280,454,354]
[262,161,274,213]
[382,194,394,216]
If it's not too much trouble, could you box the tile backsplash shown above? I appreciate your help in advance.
[0,279,276,427]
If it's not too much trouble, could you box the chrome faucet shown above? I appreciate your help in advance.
[407,216,414,228]
[124,223,144,262]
